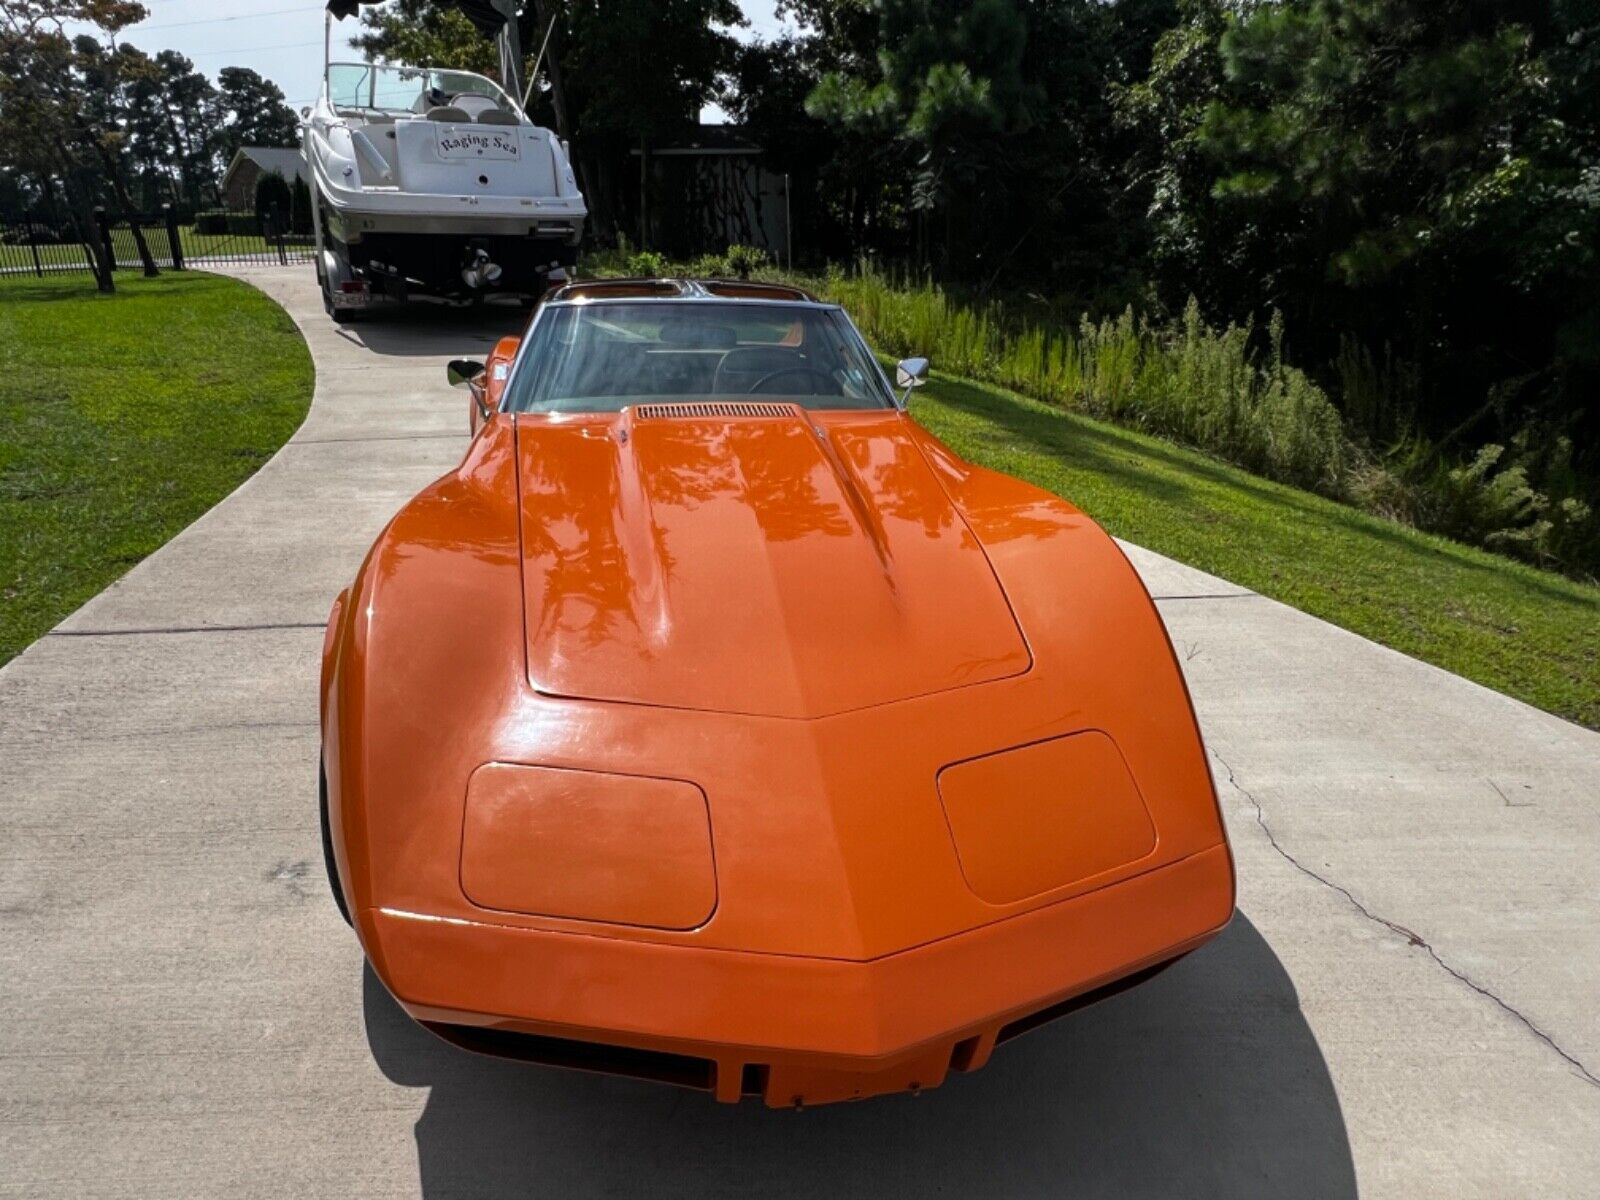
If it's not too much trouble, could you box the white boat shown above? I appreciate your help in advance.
[306,1,586,319]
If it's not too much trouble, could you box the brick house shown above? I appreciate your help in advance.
[221,147,309,210]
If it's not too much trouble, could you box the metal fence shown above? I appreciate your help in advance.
[0,205,315,280]
[0,220,97,277]
[175,207,315,268]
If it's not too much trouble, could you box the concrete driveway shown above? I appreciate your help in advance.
[2,265,1596,1198]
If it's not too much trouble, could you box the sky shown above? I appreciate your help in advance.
[103,0,792,117]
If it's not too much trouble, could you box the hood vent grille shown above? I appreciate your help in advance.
[633,401,798,421]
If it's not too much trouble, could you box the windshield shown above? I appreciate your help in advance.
[504,302,898,413]
[327,63,516,115]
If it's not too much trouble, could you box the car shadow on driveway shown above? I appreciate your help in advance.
[363,912,1354,1199]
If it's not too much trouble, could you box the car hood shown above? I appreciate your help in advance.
[515,406,1031,718]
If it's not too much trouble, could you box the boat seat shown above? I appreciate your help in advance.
[425,106,472,123]
[475,109,520,125]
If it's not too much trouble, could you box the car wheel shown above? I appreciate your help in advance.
[320,755,353,927]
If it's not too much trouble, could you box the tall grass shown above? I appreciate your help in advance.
[822,267,1348,493]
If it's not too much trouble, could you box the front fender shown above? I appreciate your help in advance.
[323,416,525,935]
[910,422,1235,904]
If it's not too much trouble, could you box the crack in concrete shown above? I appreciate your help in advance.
[0,719,318,747]
[290,432,468,446]
[48,622,325,638]
[1211,749,1600,1089]
[1487,778,1535,809]
[1150,592,1258,601]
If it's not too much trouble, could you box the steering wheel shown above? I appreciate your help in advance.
[750,366,835,396]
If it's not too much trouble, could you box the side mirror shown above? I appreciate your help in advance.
[895,356,929,405]
[447,359,485,388]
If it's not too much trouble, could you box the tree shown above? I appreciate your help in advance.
[215,67,301,161]
[807,0,1030,271]
[1179,0,1599,453]
[354,0,500,76]
[290,173,313,235]
[124,49,218,210]
[726,25,903,265]
[63,28,162,273]
[1117,0,1233,313]
[796,0,1177,286]
[0,0,157,288]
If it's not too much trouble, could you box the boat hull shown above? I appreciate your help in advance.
[303,90,587,303]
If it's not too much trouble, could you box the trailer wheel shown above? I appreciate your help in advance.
[321,269,360,323]
[318,220,361,324]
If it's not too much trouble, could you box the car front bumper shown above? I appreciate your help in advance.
[359,841,1233,1107]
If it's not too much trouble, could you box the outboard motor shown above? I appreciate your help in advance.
[461,247,502,290]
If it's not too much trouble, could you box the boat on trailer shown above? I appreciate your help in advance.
[306,0,585,320]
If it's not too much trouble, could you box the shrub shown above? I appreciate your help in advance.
[624,249,668,277]
[193,209,259,236]
[253,171,292,228]
[686,252,733,277]
[290,176,313,236]
[1422,437,1599,572]
[725,244,771,278]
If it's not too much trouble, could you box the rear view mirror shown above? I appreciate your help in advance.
[447,359,485,388]
[895,357,929,389]
[895,356,929,406]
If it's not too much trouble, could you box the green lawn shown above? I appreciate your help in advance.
[912,368,1600,728]
[0,271,312,662]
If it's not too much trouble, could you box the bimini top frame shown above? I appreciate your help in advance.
[324,0,525,99]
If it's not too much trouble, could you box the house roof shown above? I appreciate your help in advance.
[223,147,309,189]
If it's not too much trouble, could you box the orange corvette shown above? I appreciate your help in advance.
[320,278,1234,1107]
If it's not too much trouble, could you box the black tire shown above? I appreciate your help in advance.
[318,218,360,324]
[320,756,354,927]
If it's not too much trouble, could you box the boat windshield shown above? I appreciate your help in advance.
[504,302,899,414]
[326,63,517,115]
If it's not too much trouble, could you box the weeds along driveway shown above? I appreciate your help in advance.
[0,264,1596,1198]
